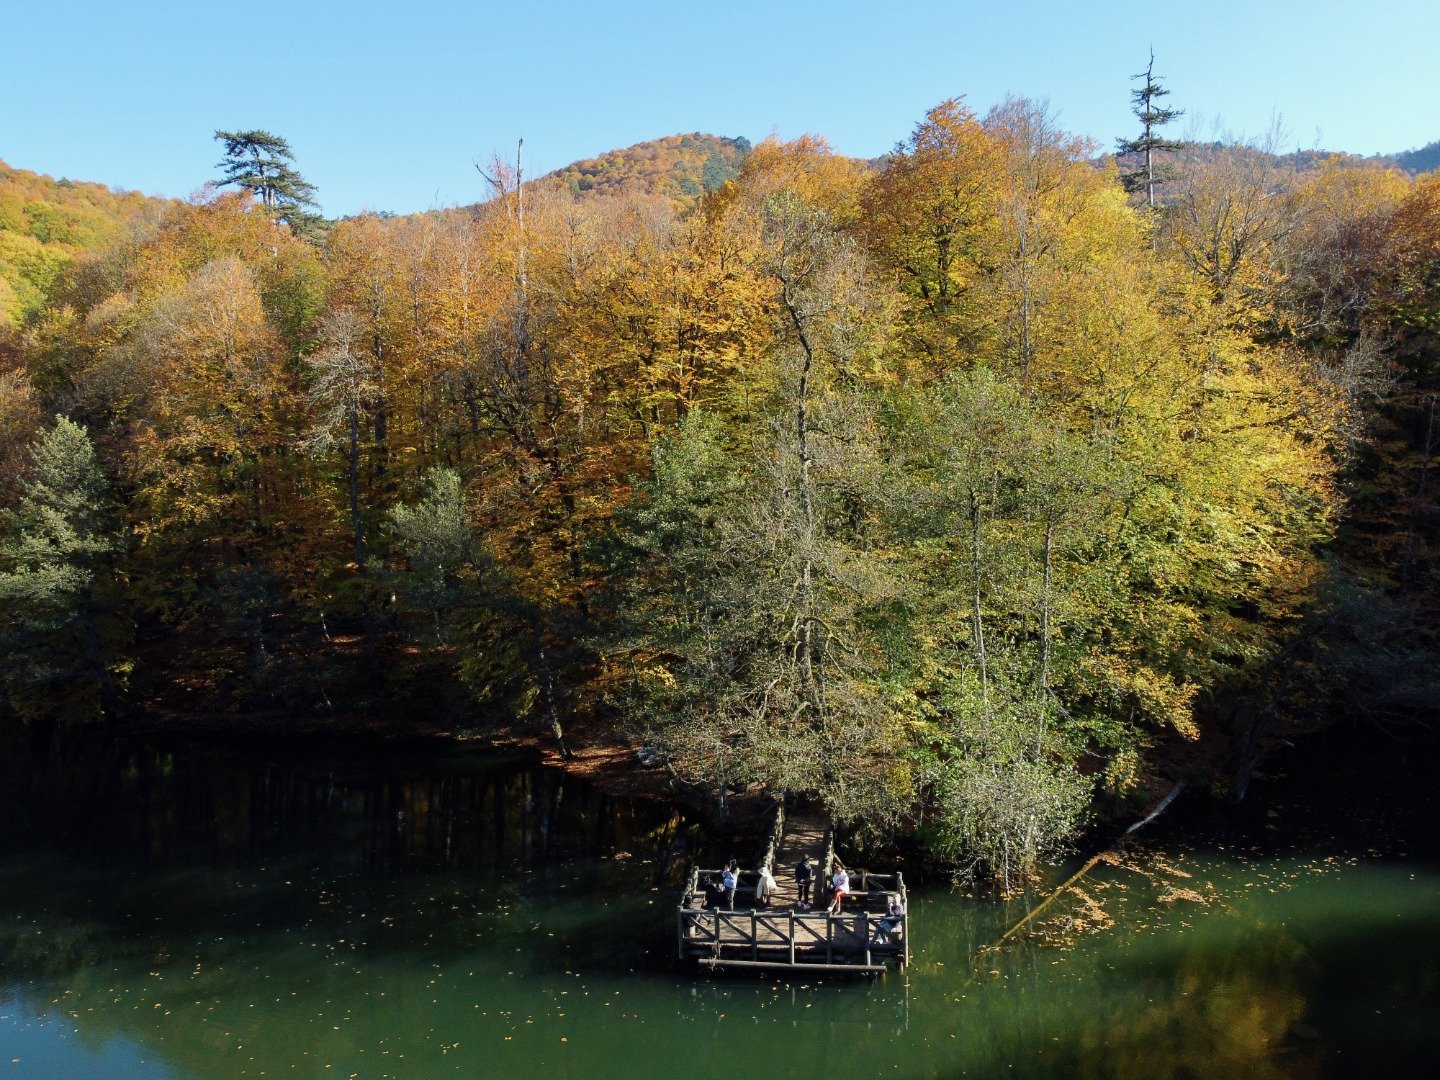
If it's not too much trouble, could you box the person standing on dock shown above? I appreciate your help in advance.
[755,863,777,909]
[721,860,738,910]
[795,856,813,909]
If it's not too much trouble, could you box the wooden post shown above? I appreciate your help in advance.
[751,911,758,961]
[677,908,684,960]
[762,800,785,876]
[862,912,870,966]
[900,872,910,968]
[826,914,833,966]
[788,912,795,966]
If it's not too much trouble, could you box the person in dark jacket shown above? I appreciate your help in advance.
[704,874,725,909]
[795,856,813,908]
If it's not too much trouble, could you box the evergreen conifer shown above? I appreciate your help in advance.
[1116,51,1185,208]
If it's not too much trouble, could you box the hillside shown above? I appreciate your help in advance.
[1395,139,1440,174]
[1145,138,1439,177]
[0,160,158,325]
[541,132,752,206]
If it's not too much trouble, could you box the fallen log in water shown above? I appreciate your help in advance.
[996,779,1187,947]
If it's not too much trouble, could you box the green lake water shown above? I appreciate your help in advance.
[1,726,1436,1078]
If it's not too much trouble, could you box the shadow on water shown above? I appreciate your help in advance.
[0,729,700,967]
[0,720,1437,1078]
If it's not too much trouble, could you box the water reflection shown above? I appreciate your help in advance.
[0,730,1438,1078]
[3,732,694,879]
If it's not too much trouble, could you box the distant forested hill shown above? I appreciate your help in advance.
[1395,139,1440,174]
[0,161,160,325]
[1114,142,1411,181]
[541,133,753,206]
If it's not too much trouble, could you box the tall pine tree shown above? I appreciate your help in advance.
[214,129,323,237]
[1116,51,1185,208]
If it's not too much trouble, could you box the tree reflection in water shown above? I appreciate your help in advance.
[0,730,1437,1078]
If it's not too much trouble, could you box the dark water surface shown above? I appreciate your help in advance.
[1,725,1437,1078]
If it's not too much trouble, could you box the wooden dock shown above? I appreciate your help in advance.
[677,812,909,976]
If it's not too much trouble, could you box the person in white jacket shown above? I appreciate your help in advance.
[827,863,849,914]
[755,863,777,908]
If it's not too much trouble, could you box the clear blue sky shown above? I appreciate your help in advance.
[3,0,1436,217]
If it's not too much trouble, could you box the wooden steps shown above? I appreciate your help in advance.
[770,813,829,907]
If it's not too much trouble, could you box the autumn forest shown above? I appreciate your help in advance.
[3,87,1439,887]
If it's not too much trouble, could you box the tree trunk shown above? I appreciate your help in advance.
[779,267,836,797]
[969,487,989,711]
[1018,227,1034,377]
[348,399,365,576]
[372,325,389,491]
[1036,518,1054,757]
[782,280,824,722]
[1401,394,1436,584]
[538,644,572,761]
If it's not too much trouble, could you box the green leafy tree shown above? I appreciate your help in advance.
[601,411,764,815]
[388,467,553,735]
[608,197,906,824]
[891,369,1098,885]
[0,417,126,724]
[387,467,483,642]
[701,152,738,192]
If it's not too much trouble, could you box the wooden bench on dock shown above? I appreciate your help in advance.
[677,866,910,976]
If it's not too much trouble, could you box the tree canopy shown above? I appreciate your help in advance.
[1,97,1437,886]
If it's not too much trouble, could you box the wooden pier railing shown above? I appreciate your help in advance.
[678,866,909,975]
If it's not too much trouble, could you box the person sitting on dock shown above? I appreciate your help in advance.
[702,873,726,909]
[794,857,813,909]
[827,861,849,914]
[874,893,905,944]
[721,861,738,910]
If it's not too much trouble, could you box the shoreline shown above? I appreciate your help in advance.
[113,708,723,807]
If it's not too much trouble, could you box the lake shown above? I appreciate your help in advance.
[1,724,1436,1078]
